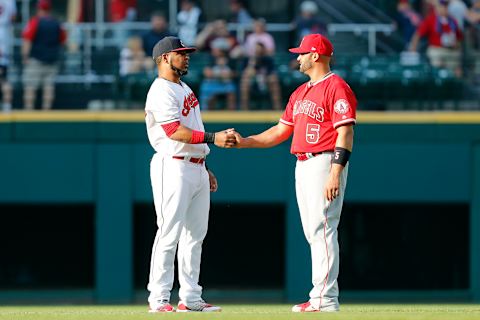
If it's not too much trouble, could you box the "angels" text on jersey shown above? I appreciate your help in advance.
[293,100,324,122]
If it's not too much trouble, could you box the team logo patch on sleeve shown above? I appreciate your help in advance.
[334,99,350,114]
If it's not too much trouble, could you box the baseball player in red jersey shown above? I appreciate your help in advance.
[233,34,356,312]
[145,36,237,313]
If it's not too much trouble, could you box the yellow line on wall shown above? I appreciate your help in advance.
[358,112,480,123]
[1,111,480,124]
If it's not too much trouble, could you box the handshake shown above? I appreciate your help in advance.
[213,128,243,148]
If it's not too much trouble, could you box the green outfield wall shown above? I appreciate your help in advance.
[0,111,479,303]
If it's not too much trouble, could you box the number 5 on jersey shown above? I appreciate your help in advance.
[306,124,320,144]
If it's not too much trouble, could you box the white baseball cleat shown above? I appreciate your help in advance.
[292,301,339,312]
[148,301,175,313]
[177,300,222,312]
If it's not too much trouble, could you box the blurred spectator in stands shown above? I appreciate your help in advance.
[240,42,282,110]
[196,20,242,58]
[109,0,137,48]
[294,1,327,43]
[423,0,437,15]
[22,0,67,110]
[110,0,137,22]
[0,0,16,112]
[469,0,480,22]
[119,36,148,76]
[66,0,82,52]
[200,54,237,110]
[468,0,480,49]
[396,0,422,48]
[177,0,202,46]
[448,0,469,31]
[409,0,463,77]
[243,18,275,57]
[229,0,253,26]
[142,12,173,68]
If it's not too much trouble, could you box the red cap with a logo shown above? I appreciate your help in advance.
[289,34,334,56]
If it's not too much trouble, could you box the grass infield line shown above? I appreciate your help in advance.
[0,304,479,320]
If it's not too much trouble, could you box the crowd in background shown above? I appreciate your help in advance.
[1,0,66,111]
[117,0,290,111]
[396,0,480,78]
[1,0,480,111]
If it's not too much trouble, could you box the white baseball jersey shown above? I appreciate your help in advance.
[146,76,211,306]
[145,77,210,157]
[0,0,16,65]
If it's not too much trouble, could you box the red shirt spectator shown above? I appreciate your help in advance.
[416,12,462,48]
[22,1,66,64]
[109,0,137,22]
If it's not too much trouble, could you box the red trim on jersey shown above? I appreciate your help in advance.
[161,121,180,137]
[190,130,205,144]
[22,17,39,40]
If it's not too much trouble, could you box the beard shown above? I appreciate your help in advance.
[170,64,188,76]
[168,57,188,76]
[299,60,313,73]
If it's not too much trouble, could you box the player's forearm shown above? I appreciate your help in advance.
[169,124,194,143]
[240,125,289,148]
[241,136,277,148]
[335,126,354,151]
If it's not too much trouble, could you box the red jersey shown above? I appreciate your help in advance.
[280,72,357,154]
[417,13,462,48]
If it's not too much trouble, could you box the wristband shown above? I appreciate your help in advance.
[332,147,351,167]
[203,132,215,144]
[190,130,205,144]
[190,130,216,144]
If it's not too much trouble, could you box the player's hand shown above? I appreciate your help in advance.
[324,170,341,202]
[207,169,218,192]
[229,130,244,148]
[214,128,237,148]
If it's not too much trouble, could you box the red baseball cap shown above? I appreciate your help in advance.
[37,0,52,10]
[289,34,334,56]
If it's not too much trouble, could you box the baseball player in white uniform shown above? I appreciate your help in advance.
[145,36,237,313]
[0,0,16,112]
[232,34,356,312]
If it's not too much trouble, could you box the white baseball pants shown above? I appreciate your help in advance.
[147,153,210,306]
[295,153,348,310]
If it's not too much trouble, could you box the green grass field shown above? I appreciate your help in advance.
[0,304,479,320]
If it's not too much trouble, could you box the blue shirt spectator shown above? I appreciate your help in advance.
[142,12,173,57]
[295,1,327,43]
[396,0,421,48]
